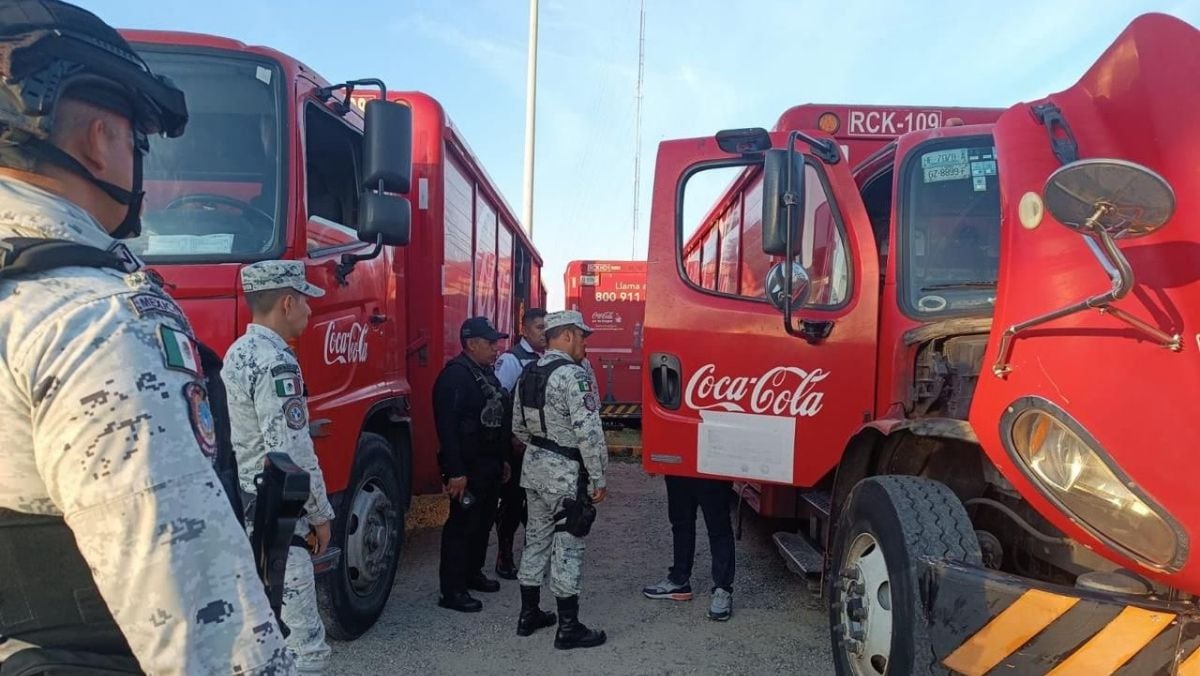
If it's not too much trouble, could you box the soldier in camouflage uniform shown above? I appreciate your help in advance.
[0,2,294,673]
[225,260,334,674]
[513,310,609,650]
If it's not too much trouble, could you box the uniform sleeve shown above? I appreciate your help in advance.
[494,353,521,392]
[433,366,467,478]
[250,358,334,526]
[565,368,608,491]
[17,298,295,675]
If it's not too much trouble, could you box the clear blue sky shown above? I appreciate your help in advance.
[90,0,1199,309]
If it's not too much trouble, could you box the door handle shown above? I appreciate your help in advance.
[370,311,388,326]
[649,352,682,410]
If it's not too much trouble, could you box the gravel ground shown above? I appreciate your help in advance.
[326,460,834,675]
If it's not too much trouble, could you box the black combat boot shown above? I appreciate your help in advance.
[553,595,607,649]
[495,535,518,580]
[516,585,557,636]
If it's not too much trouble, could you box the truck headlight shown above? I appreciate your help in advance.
[1004,397,1186,571]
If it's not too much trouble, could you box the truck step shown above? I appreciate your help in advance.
[772,531,824,578]
[799,489,832,519]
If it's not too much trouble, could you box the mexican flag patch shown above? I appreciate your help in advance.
[275,375,302,398]
[159,326,201,375]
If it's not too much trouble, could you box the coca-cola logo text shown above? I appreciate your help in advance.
[323,320,370,365]
[591,310,623,324]
[684,363,829,417]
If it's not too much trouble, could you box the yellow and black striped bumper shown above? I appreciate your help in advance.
[930,562,1200,675]
[600,403,642,418]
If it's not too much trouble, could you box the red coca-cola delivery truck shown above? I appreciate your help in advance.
[121,29,543,639]
[681,103,1001,519]
[643,13,1200,674]
[565,260,647,421]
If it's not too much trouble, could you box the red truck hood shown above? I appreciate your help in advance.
[971,13,1200,590]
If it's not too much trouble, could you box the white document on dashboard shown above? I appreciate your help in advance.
[696,410,795,484]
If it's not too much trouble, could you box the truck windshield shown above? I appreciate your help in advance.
[126,49,284,262]
[900,138,1000,317]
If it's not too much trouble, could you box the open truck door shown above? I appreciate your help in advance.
[969,12,1200,590]
[641,129,878,493]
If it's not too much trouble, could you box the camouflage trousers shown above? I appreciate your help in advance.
[283,545,331,674]
[517,489,586,597]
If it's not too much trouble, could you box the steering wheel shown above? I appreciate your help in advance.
[164,193,273,225]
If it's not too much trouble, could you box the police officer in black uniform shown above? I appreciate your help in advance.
[433,316,514,612]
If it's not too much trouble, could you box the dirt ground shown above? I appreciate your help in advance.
[326,459,834,675]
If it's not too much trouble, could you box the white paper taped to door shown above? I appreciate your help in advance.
[696,410,795,484]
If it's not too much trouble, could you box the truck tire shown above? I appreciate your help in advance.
[318,432,404,640]
[828,475,981,676]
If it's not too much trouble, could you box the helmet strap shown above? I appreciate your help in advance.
[26,134,146,239]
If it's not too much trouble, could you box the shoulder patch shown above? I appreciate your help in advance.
[282,396,307,430]
[127,292,186,323]
[575,373,593,393]
[583,392,598,412]
[270,362,300,377]
[274,374,302,398]
[183,381,218,458]
[159,325,201,376]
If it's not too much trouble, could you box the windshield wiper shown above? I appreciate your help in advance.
[921,281,997,291]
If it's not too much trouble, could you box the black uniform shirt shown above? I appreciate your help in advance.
[433,353,511,479]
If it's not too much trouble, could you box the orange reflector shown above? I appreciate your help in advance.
[1178,644,1200,676]
[942,589,1079,676]
[1048,606,1175,675]
[817,112,840,134]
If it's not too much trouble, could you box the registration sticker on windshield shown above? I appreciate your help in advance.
[921,148,969,168]
[145,234,235,256]
[924,164,970,183]
[971,160,997,176]
[921,148,970,183]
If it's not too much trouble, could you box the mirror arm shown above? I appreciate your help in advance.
[992,226,1180,378]
[789,130,840,165]
[317,78,389,117]
[782,134,799,338]
[335,234,384,287]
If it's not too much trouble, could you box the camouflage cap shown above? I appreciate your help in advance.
[240,260,325,298]
[545,310,594,337]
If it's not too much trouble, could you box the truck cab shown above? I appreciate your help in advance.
[122,30,413,640]
[643,12,1200,674]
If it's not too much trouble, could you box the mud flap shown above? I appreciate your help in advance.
[922,560,1200,675]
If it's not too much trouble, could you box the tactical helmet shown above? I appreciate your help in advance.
[0,0,189,237]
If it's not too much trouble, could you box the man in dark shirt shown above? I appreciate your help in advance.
[433,317,513,612]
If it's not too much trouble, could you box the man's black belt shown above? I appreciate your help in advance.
[530,436,582,463]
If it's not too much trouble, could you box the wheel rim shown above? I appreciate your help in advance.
[837,532,893,676]
[345,476,398,597]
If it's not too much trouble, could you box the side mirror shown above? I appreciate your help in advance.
[362,99,412,194]
[765,261,810,313]
[358,192,410,246]
[359,98,412,246]
[1043,158,1174,240]
[761,148,806,256]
